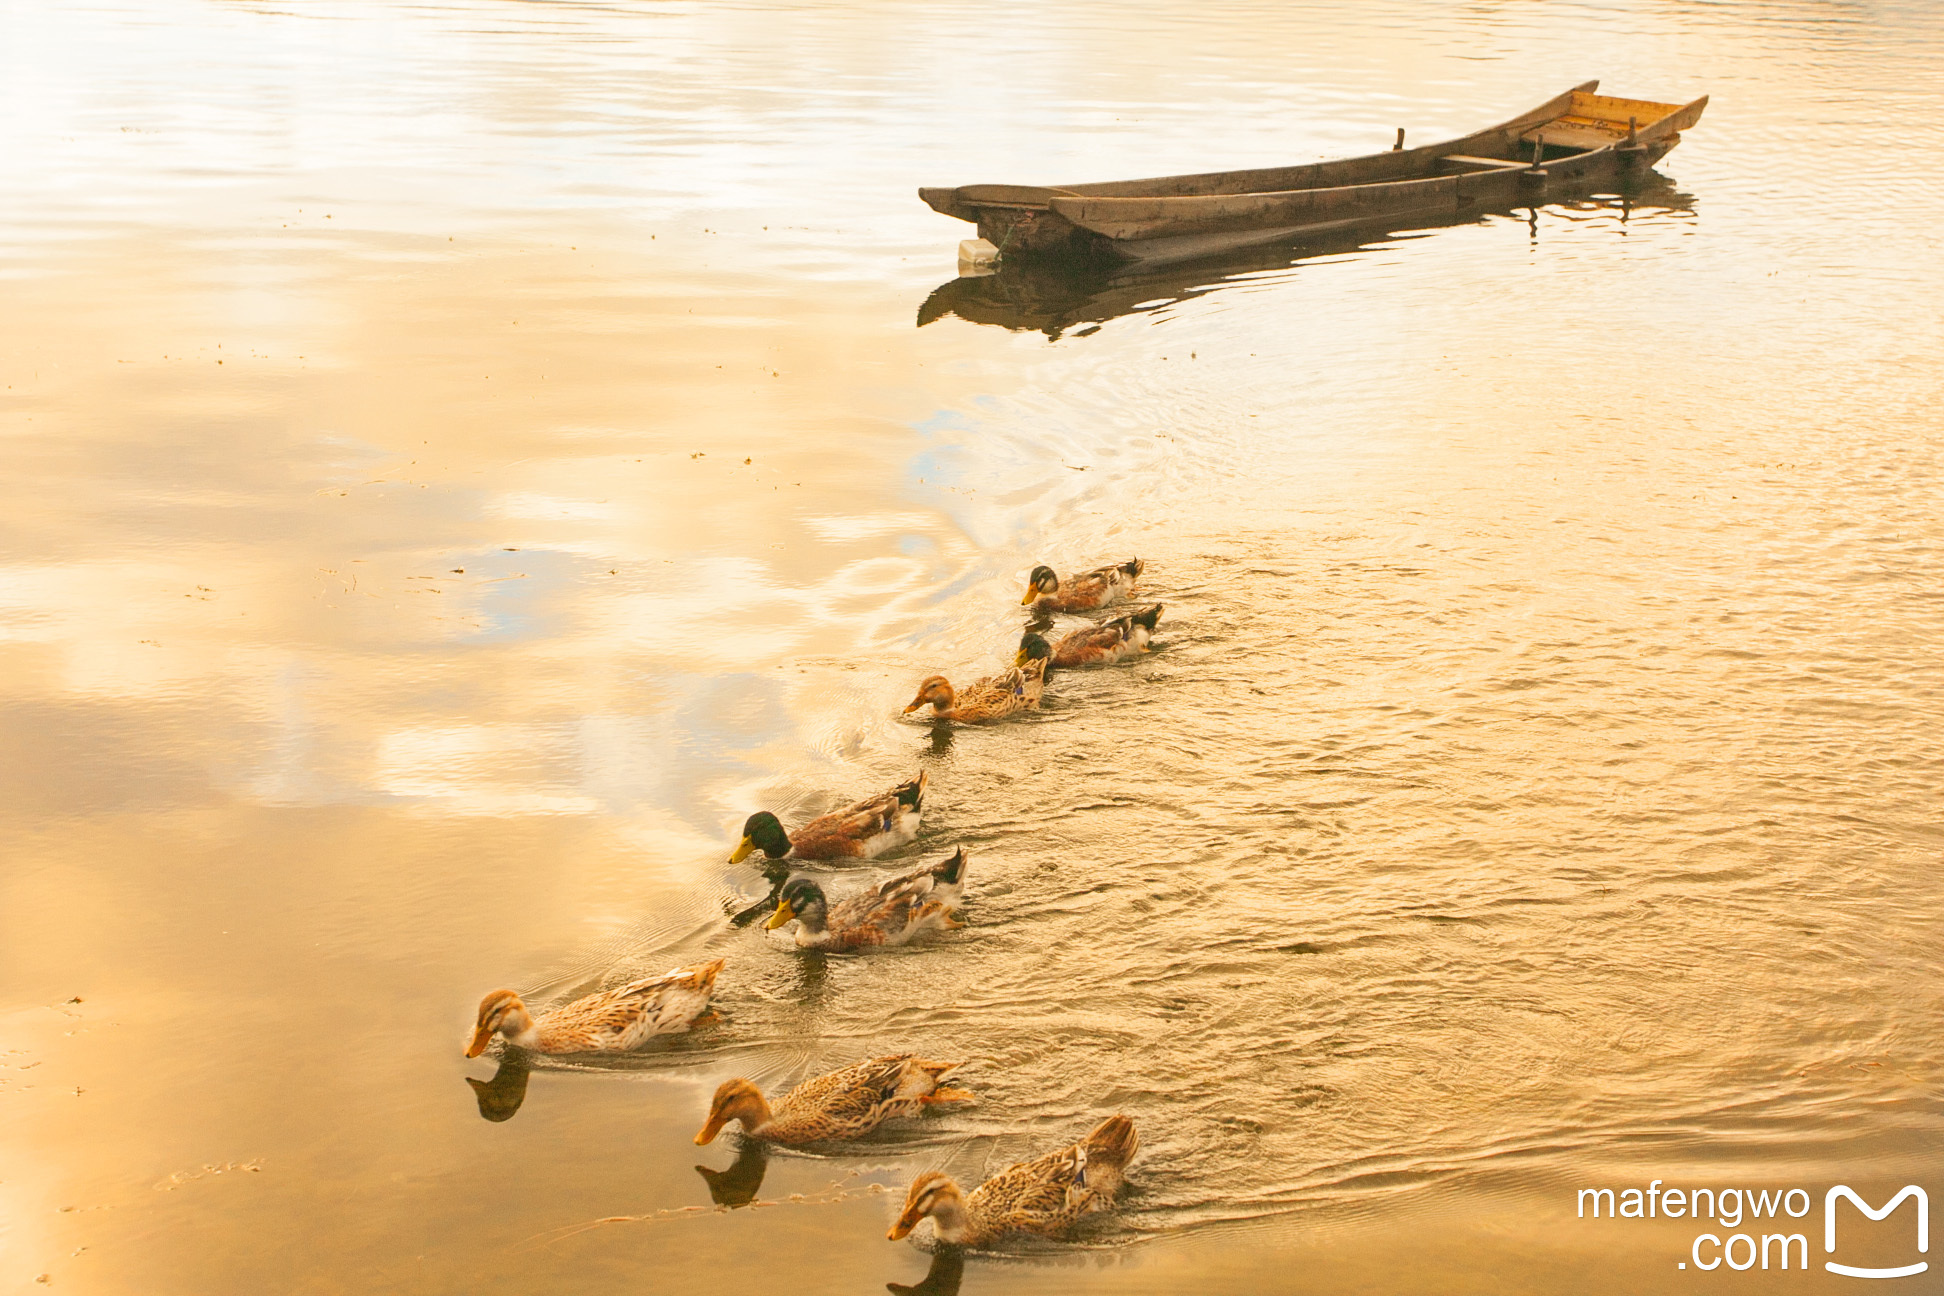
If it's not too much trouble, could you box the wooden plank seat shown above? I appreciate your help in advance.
[1439,154,1529,171]
[1519,119,1629,151]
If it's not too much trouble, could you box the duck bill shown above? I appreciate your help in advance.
[902,697,926,714]
[464,1024,496,1058]
[763,900,797,931]
[1013,647,1029,667]
[727,836,755,865]
[887,1213,921,1241]
[693,1114,727,1146]
[1019,585,1039,605]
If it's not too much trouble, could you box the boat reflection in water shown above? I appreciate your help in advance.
[693,1139,769,1208]
[464,1056,533,1123]
[918,184,1694,340]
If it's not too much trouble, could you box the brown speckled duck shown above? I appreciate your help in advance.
[1018,603,1162,670]
[1021,559,1143,612]
[465,959,723,1057]
[888,1115,1140,1246]
[904,657,1047,723]
[694,1055,972,1146]
[764,849,969,951]
[729,771,928,864]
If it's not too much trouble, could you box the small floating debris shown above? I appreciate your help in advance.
[957,238,1000,276]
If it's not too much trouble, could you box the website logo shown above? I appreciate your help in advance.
[1825,1185,1928,1279]
[1572,1179,1930,1278]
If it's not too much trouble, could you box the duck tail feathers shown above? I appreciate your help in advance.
[895,768,929,810]
[932,846,968,887]
[1085,1114,1139,1170]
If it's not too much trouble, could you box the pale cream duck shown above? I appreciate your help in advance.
[904,657,1047,723]
[695,1054,972,1146]
[888,1115,1140,1246]
[465,959,724,1057]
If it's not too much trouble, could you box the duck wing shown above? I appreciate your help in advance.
[777,1054,917,1127]
[970,1116,1137,1234]
[790,772,928,858]
[970,1143,1087,1230]
[1051,621,1128,665]
[536,960,723,1048]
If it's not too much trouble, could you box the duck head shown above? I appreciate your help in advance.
[695,1077,774,1144]
[1020,564,1059,604]
[730,811,792,864]
[466,988,537,1057]
[889,1170,971,1243]
[764,876,829,933]
[1014,631,1052,670]
[904,675,956,715]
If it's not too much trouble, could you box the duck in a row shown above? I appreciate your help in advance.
[465,959,725,1057]
[903,652,1048,723]
[763,847,968,950]
[1022,558,1143,612]
[890,1115,1141,1246]
[695,1053,972,1146]
[731,770,928,864]
[1018,601,1163,671]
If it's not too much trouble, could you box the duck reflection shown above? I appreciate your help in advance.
[917,183,1695,340]
[924,722,956,757]
[886,1249,964,1296]
[465,1055,531,1122]
[694,1138,769,1208]
[730,872,786,928]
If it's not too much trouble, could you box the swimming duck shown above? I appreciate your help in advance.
[904,656,1047,723]
[1021,559,1143,612]
[465,959,724,1057]
[1018,603,1162,670]
[695,1054,973,1146]
[764,848,968,951]
[729,771,928,865]
[887,1115,1140,1246]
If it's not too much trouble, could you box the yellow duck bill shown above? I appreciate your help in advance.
[728,836,755,865]
[464,1024,496,1058]
[1019,584,1039,605]
[764,900,797,931]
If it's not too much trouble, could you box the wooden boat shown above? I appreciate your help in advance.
[920,81,1706,264]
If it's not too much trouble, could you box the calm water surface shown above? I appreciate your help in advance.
[3,1,1942,1292]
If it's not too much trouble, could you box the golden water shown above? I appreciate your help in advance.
[3,1,1942,1292]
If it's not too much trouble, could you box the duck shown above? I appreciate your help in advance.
[904,656,1047,723]
[729,770,927,865]
[1018,603,1162,670]
[1021,558,1143,612]
[695,1054,973,1146]
[887,1115,1140,1246]
[764,848,968,951]
[465,959,724,1057]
